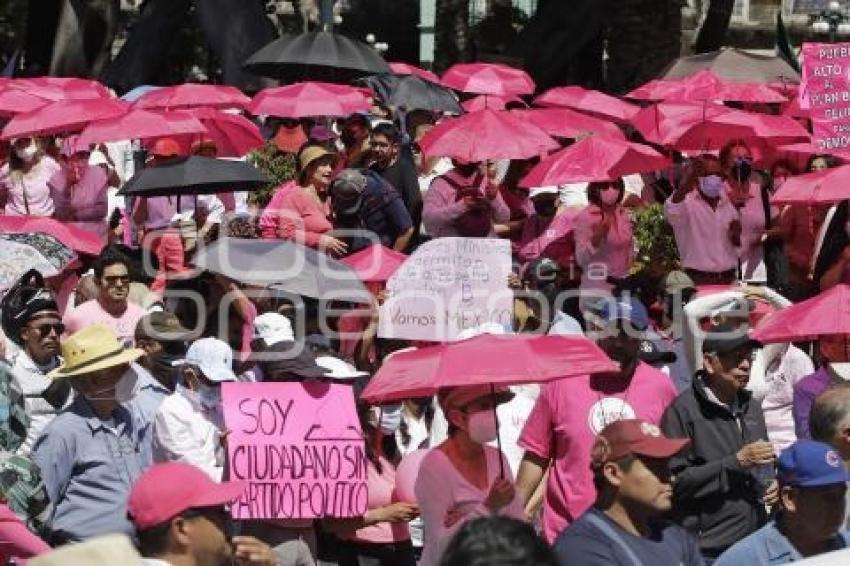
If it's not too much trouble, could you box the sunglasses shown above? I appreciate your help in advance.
[28,322,65,338]
[103,275,130,285]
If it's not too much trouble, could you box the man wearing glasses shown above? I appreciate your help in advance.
[1,270,70,456]
[661,323,775,563]
[64,246,144,346]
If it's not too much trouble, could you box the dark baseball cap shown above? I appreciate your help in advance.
[701,322,760,355]
[591,419,689,468]
[259,342,330,381]
[331,169,368,215]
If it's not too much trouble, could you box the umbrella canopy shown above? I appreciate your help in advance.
[1,98,129,140]
[192,237,369,302]
[174,107,264,158]
[244,31,391,82]
[461,94,526,112]
[76,108,207,146]
[512,107,625,140]
[133,83,250,110]
[771,165,850,205]
[534,86,640,122]
[441,63,535,96]
[627,70,789,103]
[387,75,462,114]
[360,333,617,403]
[388,62,440,83]
[249,82,371,118]
[519,135,671,186]
[0,89,49,117]
[660,47,800,83]
[3,77,111,101]
[630,102,763,151]
[751,284,850,343]
[0,216,104,256]
[0,233,76,291]
[418,109,558,162]
[340,244,407,283]
[118,156,268,197]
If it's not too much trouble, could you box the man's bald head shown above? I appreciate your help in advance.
[810,383,850,459]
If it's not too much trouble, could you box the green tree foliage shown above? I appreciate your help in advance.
[630,204,680,277]
[246,141,297,208]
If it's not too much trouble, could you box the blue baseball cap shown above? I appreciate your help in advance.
[778,440,850,488]
[596,297,650,331]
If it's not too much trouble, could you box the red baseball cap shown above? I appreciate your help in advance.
[149,137,182,158]
[127,463,246,530]
[591,419,689,467]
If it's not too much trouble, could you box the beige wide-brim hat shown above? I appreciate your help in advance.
[298,145,337,185]
[48,323,144,379]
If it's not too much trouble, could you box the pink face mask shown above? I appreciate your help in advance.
[599,187,620,206]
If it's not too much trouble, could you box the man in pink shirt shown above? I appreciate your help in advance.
[515,297,677,544]
[64,248,144,346]
[422,160,510,238]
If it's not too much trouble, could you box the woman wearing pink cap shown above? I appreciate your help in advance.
[415,385,525,566]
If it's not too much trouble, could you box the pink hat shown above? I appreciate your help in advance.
[127,463,246,530]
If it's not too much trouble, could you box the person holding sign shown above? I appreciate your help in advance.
[152,337,237,481]
[326,385,419,566]
[415,385,525,566]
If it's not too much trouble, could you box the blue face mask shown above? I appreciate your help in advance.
[698,175,724,199]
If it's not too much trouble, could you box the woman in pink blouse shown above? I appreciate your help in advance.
[0,137,61,216]
[259,145,348,255]
[573,179,634,301]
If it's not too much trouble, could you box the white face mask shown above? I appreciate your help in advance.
[370,404,402,435]
[14,142,38,163]
[85,370,137,403]
[467,409,498,444]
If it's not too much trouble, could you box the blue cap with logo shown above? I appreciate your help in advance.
[778,440,850,488]
[596,297,650,331]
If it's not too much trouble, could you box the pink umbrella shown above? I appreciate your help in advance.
[133,83,251,110]
[630,102,756,150]
[711,111,808,141]
[360,333,616,404]
[4,77,111,101]
[461,94,526,112]
[340,244,407,283]
[248,82,370,118]
[389,62,440,84]
[771,165,850,205]
[751,284,850,343]
[0,89,50,117]
[418,109,558,162]
[626,70,787,103]
[171,107,264,157]
[1,98,129,140]
[76,108,207,146]
[520,135,671,186]
[0,216,104,256]
[441,63,535,96]
[512,107,624,140]
[534,86,640,122]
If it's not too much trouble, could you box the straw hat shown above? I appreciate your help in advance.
[48,324,144,379]
[298,145,336,184]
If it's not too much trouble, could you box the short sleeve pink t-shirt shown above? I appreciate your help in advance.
[340,455,410,544]
[63,299,145,346]
[518,362,677,544]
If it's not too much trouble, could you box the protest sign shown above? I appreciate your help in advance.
[801,42,850,155]
[222,381,368,520]
[378,237,513,342]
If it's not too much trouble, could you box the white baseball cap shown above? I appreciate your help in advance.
[315,356,368,381]
[529,186,559,199]
[185,337,237,383]
[252,313,294,347]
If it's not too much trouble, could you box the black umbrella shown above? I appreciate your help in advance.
[356,74,462,114]
[192,237,370,303]
[243,31,391,82]
[117,156,269,197]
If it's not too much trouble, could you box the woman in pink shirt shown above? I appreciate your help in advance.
[517,187,576,273]
[328,395,418,566]
[0,137,61,216]
[574,179,634,300]
[49,149,112,242]
[260,145,348,256]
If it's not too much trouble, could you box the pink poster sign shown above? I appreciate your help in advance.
[802,42,850,155]
[222,381,368,520]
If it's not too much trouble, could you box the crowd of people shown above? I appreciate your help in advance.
[1,74,850,566]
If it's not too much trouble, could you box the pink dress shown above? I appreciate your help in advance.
[0,156,61,216]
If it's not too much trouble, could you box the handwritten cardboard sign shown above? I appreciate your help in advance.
[222,381,368,520]
[377,237,514,342]
[802,42,850,155]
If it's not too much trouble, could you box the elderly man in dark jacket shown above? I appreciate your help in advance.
[661,323,775,562]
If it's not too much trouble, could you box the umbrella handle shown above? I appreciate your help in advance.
[491,383,504,479]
